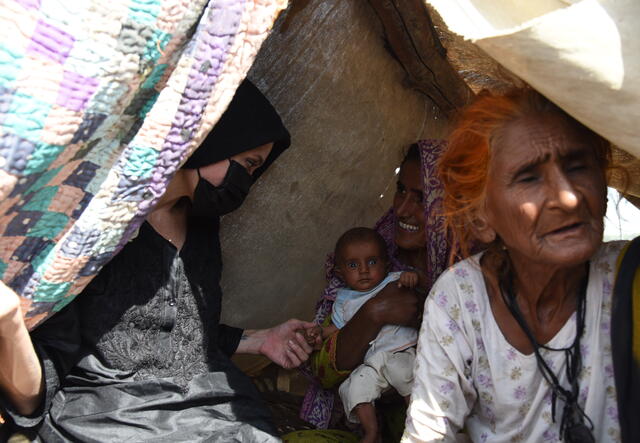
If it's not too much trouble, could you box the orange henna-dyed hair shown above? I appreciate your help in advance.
[439,88,612,262]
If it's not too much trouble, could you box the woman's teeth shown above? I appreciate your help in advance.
[399,221,419,232]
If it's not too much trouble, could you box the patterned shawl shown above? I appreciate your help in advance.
[300,139,449,429]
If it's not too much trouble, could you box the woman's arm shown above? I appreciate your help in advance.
[0,282,43,416]
[335,282,419,371]
[1,283,81,428]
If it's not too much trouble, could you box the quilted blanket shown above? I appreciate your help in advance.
[0,0,287,330]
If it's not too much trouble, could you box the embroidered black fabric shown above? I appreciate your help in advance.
[77,220,230,390]
[3,219,279,442]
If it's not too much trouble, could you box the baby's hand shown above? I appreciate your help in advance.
[299,325,323,350]
[398,271,419,289]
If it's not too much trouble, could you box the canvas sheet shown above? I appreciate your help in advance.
[426,0,640,166]
[0,0,287,330]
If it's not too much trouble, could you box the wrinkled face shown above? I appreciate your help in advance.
[478,114,607,267]
[393,159,426,251]
[337,241,388,292]
[197,142,274,186]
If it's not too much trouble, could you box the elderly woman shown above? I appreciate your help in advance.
[0,80,316,441]
[403,89,637,443]
[301,140,450,435]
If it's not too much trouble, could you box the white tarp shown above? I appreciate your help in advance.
[426,0,640,163]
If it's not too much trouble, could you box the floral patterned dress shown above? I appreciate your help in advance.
[403,241,625,443]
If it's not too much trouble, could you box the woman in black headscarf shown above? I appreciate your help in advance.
[0,80,315,442]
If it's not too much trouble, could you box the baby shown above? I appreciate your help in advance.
[309,227,418,443]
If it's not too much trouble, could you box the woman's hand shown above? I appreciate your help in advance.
[364,281,420,328]
[0,281,43,416]
[237,319,317,369]
[335,282,420,371]
[259,319,316,369]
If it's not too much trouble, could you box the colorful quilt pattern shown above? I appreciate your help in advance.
[0,0,288,329]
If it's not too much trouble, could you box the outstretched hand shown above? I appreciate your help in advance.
[258,319,317,369]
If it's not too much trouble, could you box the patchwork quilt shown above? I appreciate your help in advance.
[0,0,287,330]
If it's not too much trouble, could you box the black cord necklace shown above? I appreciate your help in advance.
[499,264,595,443]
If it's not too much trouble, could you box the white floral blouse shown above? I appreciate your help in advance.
[403,241,626,443]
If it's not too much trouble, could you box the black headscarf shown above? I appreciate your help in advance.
[182,79,290,181]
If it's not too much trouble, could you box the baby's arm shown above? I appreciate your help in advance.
[301,324,339,350]
[321,323,338,339]
[398,271,419,288]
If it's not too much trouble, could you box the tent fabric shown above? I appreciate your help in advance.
[426,0,640,165]
[0,0,288,330]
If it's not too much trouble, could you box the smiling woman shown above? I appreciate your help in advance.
[403,89,632,443]
[394,153,427,252]
[301,140,451,433]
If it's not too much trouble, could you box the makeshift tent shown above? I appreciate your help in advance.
[0,0,638,333]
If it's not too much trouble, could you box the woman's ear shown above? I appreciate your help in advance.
[467,208,497,244]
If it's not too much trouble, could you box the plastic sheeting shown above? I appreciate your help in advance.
[426,0,640,163]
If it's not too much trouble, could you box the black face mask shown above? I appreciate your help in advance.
[191,160,253,217]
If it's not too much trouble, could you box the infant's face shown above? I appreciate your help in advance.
[337,241,387,292]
